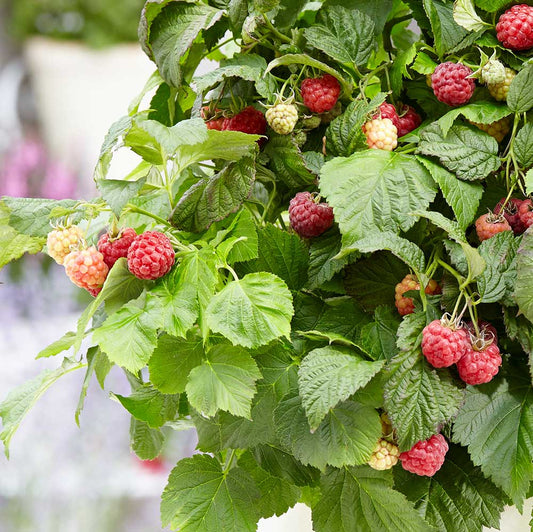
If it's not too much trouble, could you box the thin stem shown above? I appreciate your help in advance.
[225,264,240,282]
[437,259,464,284]
[262,14,292,44]
[127,205,172,228]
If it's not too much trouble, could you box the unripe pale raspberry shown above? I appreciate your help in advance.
[495,197,526,234]
[457,342,502,385]
[64,247,109,291]
[400,434,448,476]
[475,213,512,242]
[421,319,469,368]
[431,62,475,106]
[288,192,334,238]
[98,227,137,269]
[363,118,398,151]
[394,274,441,316]
[265,104,298,135]
[487,68,516,101]
[127,231,175,280]
[368,439,400,471]
[496,4,533,51]
[469,116,511,143]
[300,74,341,114]
[519,199,533,229]
[46,225,84,265]
[397,105,422,137]
[480,59,507,85]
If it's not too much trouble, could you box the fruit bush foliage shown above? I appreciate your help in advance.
[2,0,533,530]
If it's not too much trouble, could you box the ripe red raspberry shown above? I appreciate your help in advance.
[394,274,441,316]
[475,213,512,242]
[397,105,422,137]
[87,286,102,298]
[519,199,533,229]
[222,106,267,136]
[373,103,401,130]
[496,4,533,51]
[421,319,469,368]
[300,74,341,114]
[46,225,84,265]
[399,434,449,477]
[470,116,511,143]
[127,231,175,280]
[457,342,502,385]
[495,197,526,234]
[201,106,225,131]
[363,118,398,151]
[487,68,516,101]
[97,227,137,269]
[64,247,109,291]
[431,62,475,107]
[464,320,498,345]
[288,192,334,238]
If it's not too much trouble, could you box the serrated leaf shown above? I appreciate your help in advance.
[207,272,293,348]
[97,178,147,217]
[312,466,428,532]
[411,51,438,75]
[36,331,77,359]
[298,346,384,430]
[453,362,533,507]
[75,346,99,425]
[474,0,509,12]
[508,65,533,113]
[304,6,375,66]
[390,44,417,97]
[515,230,533,323]
[0,224,44,268]
[186,344,261,418]
[418,123,500,181]
[130,417,164,460]
[320,151,436,246]
[453,0,490,32]
[358,306,401,361]
[515,123,533,169]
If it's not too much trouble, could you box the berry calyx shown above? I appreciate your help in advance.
[368,439,400,471]
[457,341,502,385]
[421,318,469,368]
[201,106,225,131]
[394,274,441,316]
[470,117,511,143]
[475,213,512,242]
[288,192,334,238]
[495,197,526,234]
[300,74,341,114]
[127,231,175,280]
[396,105,422,137]
[64,246,109,292]
[222,106,267,136]
[265,103,299,135]
[399,434,449,477]
[487,68,516,101]
[363,118,398,151]
[98,227,137,269]
[46,225,84,265]
[518,199,533,229]
[431,62,475,107]
[496,4,533,51]
[464,320,498,345]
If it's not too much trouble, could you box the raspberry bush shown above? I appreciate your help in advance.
[2,1,533,531]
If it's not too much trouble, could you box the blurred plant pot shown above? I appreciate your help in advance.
[24,36,154,195]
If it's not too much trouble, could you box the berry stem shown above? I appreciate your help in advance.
[225,264,240,282]
[126,205,173,228]
[261,13,292,44]
[450,292,464,322]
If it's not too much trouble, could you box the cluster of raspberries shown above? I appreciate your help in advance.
[476,197,532,241]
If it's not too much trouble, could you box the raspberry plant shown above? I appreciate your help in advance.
[2,1,533,530]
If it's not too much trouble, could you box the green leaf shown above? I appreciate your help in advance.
[515,230,533,323]
[418,123,500,181]
[453,362,533,507]
[453,0,490,32]
[413,210,466,243]
[94,349,112,389]
[390,44,417,97]
[96,178,147,217]
[417,156,483,230]
[394,444,506,532]
[312,466,428,532]
[0,358,83,457]
[161,457,260,531]
[186,344,261,418]
[75,346,99,425]
[325,94,387,157]
[171,157,255,232]
[508,65,533,113]
[207,272,293,349]
[298,346,384,430]
[320,151,436,246]
[93,292,162,373]
[239,224,309,290]
[113,384,179,428]
[36,331,77,359]
[130,418,164,460]
[515,123,533,169]
[149,333,204,394]
[474,0,509,12]
[94,115,133,180]
[275,394,381,469]
[304,6,375,66]
[358,306,401,361]
[147,2,223,87]
[411,51,438,75]
[0,223,44,268]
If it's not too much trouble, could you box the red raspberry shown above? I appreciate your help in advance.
[421,319,469,368]
[495,198,526,234]
[64,247,109,291]
[288,192,334,238]
[127,231,175,280]
[222,106,267,136]
[201,106,225,131]
[457,342,502,385]
[397,105,422,137]
[373,103,401,130]
[475,213,512,242]
[97,227,137,269]
[431,62,475,107]
[87,286,102,298]
[394,274,441,316]
[464,320,498,345]
[519,199,533,229]
[496,4,533,51]
[300,74,341,114]
[399,434,449,477]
